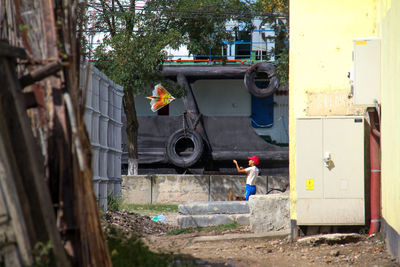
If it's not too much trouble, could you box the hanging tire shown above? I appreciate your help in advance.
[166,129,204,168]
[244,62,280,98]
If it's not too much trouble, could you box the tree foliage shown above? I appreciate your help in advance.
[89,0,289,91]
[89,0,256,95]
[254,0,289,85]
[90,1,178,96]
[145,0,254,57]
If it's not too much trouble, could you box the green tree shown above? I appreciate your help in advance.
[254,0,289,85]
[89,0,183,175]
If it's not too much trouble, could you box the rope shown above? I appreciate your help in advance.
[250,117,273,128]
[182,111,187,136]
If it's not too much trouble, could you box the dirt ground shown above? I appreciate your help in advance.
[105,210,400,267]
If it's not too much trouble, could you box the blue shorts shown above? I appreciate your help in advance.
[245,184,256,201]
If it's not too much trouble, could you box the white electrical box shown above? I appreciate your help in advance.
[296,116,365,225]
[353,37,380,106]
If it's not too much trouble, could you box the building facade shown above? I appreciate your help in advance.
[289,0,400,262]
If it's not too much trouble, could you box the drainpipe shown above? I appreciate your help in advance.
[368,109,381,236]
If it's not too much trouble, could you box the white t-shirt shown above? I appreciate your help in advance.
[245,166,259,185]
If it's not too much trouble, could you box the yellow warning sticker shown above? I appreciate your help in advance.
[355,40,367,45]
[306,179,314,190]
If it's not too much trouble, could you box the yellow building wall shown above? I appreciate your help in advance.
[377,0,400,235]
[289,0,377,220]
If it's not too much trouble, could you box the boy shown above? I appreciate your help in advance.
[233,156,260,201]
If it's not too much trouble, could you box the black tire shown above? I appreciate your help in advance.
[244,62,280,98]
[166,129,204,168]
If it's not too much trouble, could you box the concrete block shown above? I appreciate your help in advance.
[229,214,250,225]
[114,155,121,178]
[84,109,93,138]
[106,151,114,179]
[99,116,108,146]
[99,148,108,177]
[179,201,249,215]
[91,146,100,178]
[99,81,109,114]
[107,180,114,196]
[177,214,234,228]
[107,122,114,148]
[114,178,122,196]
[99,181,108,210]
[249,193,290,234]
[108,86,114,110]
[122,175,152,204]
[91,73,100,111]
[152,175,209,204]
[210,175,267,201]
[91,113,100,144]
[93,179,100,200]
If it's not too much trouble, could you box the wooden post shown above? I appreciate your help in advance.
[0,51,70,267]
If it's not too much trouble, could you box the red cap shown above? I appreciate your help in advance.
[248,156,260,165]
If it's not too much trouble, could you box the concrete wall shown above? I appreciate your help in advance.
[289,0,377,221]
[122,175,289,204]
[376,0,400,262]
[81,63,124,210]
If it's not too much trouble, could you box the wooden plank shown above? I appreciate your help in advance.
[0,59,34,266]
[2,244,22,267]
[0,42,26,59]
[0,57,70,266]
[19,60,62,88]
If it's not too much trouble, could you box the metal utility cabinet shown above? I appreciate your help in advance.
[353,37,380,106]
[296,116,365,225]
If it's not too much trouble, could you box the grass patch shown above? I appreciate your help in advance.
[167,228,196,235]
[167,223,238,235]
[202,223,238,232]
[105,226,198,267]
[122,203,178,215]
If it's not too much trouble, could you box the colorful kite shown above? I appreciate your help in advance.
[146,84,175,112]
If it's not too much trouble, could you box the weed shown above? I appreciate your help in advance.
[122,203,178,215]
[167,228,196,235]
[358,226,369,235]
[167,223,238,235]
[203,223,238,233]
[377,232,386,243]
[32,241,53,267]
[108,194,123,212]
[105,226,198,267]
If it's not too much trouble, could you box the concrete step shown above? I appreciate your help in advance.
[178,201,249,215]
[177,214,250,228]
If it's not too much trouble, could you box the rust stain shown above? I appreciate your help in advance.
[306,90,366,116]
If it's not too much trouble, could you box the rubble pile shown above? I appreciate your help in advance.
[102,210,177,236]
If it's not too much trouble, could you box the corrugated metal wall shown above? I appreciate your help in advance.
[81,63,124,210]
